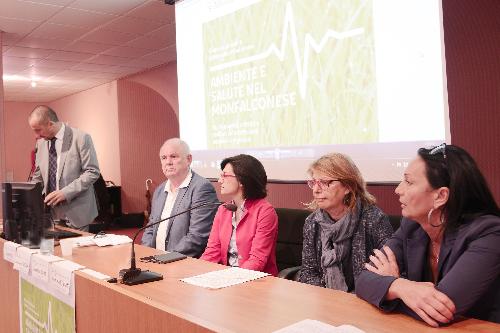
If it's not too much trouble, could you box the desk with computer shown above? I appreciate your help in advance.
[1,182,80,249]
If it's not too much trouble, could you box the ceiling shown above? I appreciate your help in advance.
[1,0,176,102]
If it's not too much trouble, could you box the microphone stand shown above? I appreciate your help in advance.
[27,142,38,182]
[119,201,236,285]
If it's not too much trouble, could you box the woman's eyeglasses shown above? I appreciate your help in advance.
[219,172,237,179]
[307,179,340,190]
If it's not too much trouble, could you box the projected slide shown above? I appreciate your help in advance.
[176,0,449,181]
[203,0,377,148]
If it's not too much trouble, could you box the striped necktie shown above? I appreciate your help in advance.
[47,137,57,193]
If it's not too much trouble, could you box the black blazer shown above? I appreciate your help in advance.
[356,215,500,323]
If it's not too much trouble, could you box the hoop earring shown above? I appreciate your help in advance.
[428,208,444,228]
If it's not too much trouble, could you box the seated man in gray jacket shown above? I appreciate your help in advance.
[141,138,218,258]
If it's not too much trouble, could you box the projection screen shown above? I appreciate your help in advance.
[176,0,450,182]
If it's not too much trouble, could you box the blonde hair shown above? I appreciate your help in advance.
[306,153,375,210]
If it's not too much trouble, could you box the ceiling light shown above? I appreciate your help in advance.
[31,81,37,88]
[3,74,21,81]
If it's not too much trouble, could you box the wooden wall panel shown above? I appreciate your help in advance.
[117,80,179,213]
[443,0,500,203]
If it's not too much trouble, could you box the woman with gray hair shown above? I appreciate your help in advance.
[298,153,393,292]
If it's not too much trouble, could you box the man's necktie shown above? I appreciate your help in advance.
[47,137,57,194]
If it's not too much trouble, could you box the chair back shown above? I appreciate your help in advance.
[275,208,310,271]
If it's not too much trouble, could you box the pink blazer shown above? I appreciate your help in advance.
[201,198,278,276]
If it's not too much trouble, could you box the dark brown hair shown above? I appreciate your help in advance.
[418,144,499,230]
[221,154,267,199]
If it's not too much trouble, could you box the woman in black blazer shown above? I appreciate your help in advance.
[356,144,500,326]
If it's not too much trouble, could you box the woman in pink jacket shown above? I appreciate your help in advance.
[201,154,278,276]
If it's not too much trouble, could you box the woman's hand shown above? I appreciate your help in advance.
[365,245,400,278]
[387,278,456,327]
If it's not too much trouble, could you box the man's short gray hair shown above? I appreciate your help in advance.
[161,138,191,156]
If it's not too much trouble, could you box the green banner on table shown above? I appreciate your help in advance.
[20,277,75,333]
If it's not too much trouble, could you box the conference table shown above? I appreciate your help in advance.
[0,237,498,333]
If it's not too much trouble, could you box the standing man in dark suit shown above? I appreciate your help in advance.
[141,138,218,258]
[29,105,100,231]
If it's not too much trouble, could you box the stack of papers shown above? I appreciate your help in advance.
[73,234,132,247]
[273,320,365,333]
[180,267,269,289]
[93,234,132,246]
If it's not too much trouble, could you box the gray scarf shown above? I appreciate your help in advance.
[318,200,360,291]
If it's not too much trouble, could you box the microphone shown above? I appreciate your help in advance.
[118,201,236,285]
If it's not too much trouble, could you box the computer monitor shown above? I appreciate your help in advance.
[1,182,48,247]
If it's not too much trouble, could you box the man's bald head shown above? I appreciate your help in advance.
[28,105,61,140]
[29,105,59,126]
